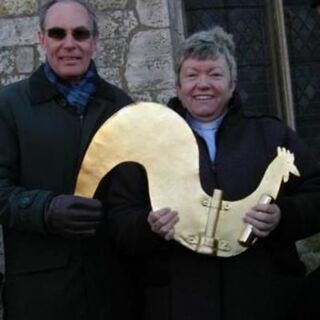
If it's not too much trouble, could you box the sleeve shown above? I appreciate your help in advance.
[0,97,53,234]
[102,162,168,256]
[275,126,320,242]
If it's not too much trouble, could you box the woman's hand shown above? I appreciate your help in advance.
[147,208,179,240]
[244,203,281,238]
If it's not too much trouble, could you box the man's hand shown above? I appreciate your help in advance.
[45,195,103,237]
[147,208,179,240]
[244,203,281,238]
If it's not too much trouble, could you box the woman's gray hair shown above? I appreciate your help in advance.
[176,26,237,82]
[39,0,99,36]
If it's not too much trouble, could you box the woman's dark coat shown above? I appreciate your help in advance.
[291,266,320,320]
[105,96,320,320]
[0,66,132,320]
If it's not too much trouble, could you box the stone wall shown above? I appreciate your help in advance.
[0,0,185,101]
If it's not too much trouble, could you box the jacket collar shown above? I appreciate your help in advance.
[28,65,116,105]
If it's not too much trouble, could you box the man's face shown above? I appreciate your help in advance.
[39,1,98,85]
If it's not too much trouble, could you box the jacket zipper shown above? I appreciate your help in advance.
[79,114,84,129]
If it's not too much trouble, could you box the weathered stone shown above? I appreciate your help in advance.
[0,17,38,47]
[98,67,122,87]
[0,0,37,17]
[136,0,170,28]
[95,38,127,68]
[0,47,15,75]
[130,91,153,102]
[89,0,128,11]
[0,74,27,87]
[0,19,18,47]
[156,88,176,105]
[16,46,34,73]
[16,17,39,45]
[167,0,185,61]
[125,29,175,91]
[98,10,138,39]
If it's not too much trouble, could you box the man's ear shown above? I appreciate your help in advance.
[38,31,46,50]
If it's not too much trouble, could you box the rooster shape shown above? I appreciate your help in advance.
[75,102,300,257]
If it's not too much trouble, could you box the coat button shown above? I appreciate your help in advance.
[57,97,67,107]
[19,196,31,208]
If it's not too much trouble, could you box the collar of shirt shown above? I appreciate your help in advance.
[186,112,226,162]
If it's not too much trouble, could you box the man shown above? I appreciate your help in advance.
[0,1,132,319]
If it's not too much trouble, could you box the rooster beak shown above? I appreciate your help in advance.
[291,165,300,177]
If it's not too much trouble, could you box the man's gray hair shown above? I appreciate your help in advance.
[39,0,99,36]
[176,26,237,82]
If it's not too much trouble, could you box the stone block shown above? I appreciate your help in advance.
[125,29,175,91]
[0,47,15,75]
[0,74,27,87]
[0,0,37,17]
[136,0,170,28]
[98,10,138,39]
[130,91,153,102]
[0,17,38,47]
[95,38,127,68]
[156,88,176,105]
[89,0,128,11]
[98,67,122,87]
[16,46,34,73]
[16,17,39,45]
[0,19,18,47]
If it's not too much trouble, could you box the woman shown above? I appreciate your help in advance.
[291,266,320,320]
[312,0,320,14]
[105,27,320,320]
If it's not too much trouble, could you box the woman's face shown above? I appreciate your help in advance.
[176,55,235,122]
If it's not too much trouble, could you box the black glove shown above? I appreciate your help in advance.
[44,194,103,237]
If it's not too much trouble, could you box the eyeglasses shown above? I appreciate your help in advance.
[46,27,92,42]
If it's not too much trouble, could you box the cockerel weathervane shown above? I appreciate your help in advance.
[74,102,300,257]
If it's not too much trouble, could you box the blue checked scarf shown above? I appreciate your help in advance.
[43,60,97,115]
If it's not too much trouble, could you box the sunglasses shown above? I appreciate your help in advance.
[46,27,92,41]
